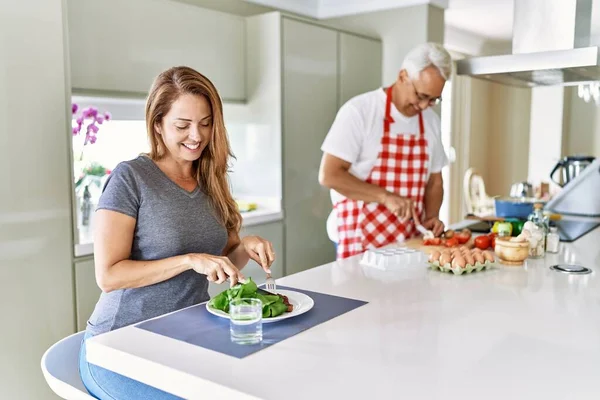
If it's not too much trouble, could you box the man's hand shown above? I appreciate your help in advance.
[422,217,445,237]
[381,192,413,222]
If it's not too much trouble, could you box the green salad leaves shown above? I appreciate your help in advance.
[208,278,291,318]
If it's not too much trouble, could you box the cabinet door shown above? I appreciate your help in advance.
[339,33,382,107]
[282,18,338,275]
[208,221,284,298]
[67,0,246,101]
[74,257,102,331]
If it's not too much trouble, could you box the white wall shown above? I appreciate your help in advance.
[453,77,531,204]
[486,83,532,196]
[0,0,75,398]
[528,87,565,189]
[225,12,283,199]
[564,87,600,158]
[324,4,444,84]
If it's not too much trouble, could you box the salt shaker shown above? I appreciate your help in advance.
[546,226,560,253]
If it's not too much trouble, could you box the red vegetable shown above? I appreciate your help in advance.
[423,238,442,246]
[455,232,471,244]
[474,235,491,250]
[488,233,497,249]
[445,237,459,248]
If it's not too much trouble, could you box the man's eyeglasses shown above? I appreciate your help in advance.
[410,80,442,106]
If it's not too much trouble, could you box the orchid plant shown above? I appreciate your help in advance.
[72,103,111,149]
[71,103,112,191]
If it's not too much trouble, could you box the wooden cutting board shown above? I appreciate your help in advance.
[403,237,475,254]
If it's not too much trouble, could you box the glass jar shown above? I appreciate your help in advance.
[546,226,560,253]
[527,203,548,258]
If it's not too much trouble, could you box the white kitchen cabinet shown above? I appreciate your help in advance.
[282,18,340,275]
[339,32,383,107]
[74,257,101,331]
[67,0,246,101]
[1,1,75,398]
[244,14,382,275]
[208,221,284,297]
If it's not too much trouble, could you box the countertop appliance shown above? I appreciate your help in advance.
[510,181,534,198]
[550,155,596,187]
[545,158,600,217]
[545,158,600,241]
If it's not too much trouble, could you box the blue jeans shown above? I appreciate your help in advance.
[79,332,182,400]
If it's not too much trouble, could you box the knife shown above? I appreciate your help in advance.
[257,287,278,296]
[415,223,434,239]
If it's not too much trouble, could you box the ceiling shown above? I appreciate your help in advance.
[445,0,514,41]
[175,0,600,51]
[176,0,514,41]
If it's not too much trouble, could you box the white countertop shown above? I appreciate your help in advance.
[86,225,600,400]
[74,200,283,258]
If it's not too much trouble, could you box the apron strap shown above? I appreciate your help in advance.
[384,86,394,134]
[385,85,425,137]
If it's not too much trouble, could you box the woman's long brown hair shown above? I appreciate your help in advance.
[145,66,241,233]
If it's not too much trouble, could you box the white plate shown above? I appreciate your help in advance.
[206,289,314,323]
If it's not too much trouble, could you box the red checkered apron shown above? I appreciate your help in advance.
[334,86,429,259]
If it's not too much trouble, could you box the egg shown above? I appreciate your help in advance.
[471,247,482,253]
[459,246,469,252]
[482,251,495,263]
[465,254,475,266]
[452,256,467,269]
[439,253,452,266]
[474,252,485,264]
[429,250,441,263]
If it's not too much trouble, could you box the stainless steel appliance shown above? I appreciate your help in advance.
[550,155,596,187]
[545,158,600,217]
[456,0,600,87]
[509,181,534,198]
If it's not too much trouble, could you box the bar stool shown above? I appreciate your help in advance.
[41,331,95,400]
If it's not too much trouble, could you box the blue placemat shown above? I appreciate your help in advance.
[135,286,368,359]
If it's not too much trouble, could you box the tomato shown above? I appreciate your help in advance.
[445,237,459,248]
[474,235,491,250]
[488,233,497,249]
[455,232,471,244]
[423,238,442,246]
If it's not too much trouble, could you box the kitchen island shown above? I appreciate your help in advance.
[86,224,600,400]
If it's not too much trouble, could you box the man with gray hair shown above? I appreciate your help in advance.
[319,42,452,259]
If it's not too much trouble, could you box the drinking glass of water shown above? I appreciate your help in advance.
[230,298,263,345]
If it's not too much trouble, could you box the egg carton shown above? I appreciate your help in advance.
[360,247,426,270]
[428,260,494,275]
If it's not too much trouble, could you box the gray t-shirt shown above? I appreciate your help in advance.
[86,155,228,336]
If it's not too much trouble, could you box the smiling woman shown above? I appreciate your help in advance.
[78,66,276,400]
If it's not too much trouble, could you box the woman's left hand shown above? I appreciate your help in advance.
[241,235,275,272]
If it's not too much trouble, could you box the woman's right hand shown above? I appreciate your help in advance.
[188,254,245,287]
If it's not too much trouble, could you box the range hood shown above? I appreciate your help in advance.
[456,0,600,87]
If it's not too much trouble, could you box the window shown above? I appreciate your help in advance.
[71,95,147,252]
[71,96,282,256]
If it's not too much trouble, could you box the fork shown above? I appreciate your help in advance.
[264,273,277,293]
